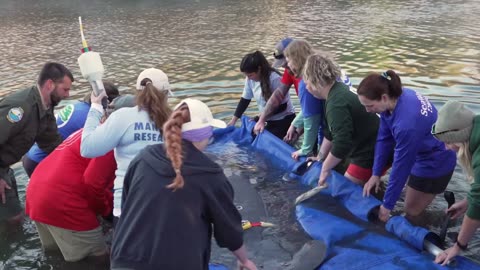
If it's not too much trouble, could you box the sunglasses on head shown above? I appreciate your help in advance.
[273,51,284,60]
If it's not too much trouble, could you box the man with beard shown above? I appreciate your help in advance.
[22,82,120,177]
[0,62,72,224]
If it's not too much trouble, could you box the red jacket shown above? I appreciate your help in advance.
[26,129,116,231]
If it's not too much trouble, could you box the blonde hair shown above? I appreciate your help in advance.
[284,39,315,76]
[162,104,191,190]
[303,53,341,88]
[457,142,474,183]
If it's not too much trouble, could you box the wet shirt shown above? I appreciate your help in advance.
[81,105,163,216]
[242,72,295,121]
[26,101,90,163]
[375,89,457,210]
[0,86,62,179]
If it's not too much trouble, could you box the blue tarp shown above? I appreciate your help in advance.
[210,116,480,270]
[209,264,229,270]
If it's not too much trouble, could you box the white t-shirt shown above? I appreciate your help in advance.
[242,72,295,121]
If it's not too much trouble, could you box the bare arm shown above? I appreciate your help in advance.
[258,83,290,123]
[457,215,480,246]
[435,214,480,265]
[232,244,249,263]
[0,178,11,204]
[233,245,257,270]
[318,138,333,160]
[318,151,342,185]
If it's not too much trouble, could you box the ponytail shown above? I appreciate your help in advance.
[384,70,402,98]
[163,104,190,190]
[357,70,403,100]
[136,78,172,130]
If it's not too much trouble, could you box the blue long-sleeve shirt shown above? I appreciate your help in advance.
[298,79,324,118]
[81,104,163,216]
[373,89,457,210]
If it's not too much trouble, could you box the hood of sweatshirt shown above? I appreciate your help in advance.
[140,139,223,178]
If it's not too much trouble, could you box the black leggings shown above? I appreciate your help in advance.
[266,113,296,139]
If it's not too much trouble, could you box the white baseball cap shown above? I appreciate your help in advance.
[136,68,174,96]
[174,98,227,132]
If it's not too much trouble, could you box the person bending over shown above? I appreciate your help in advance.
[111,99,257,270]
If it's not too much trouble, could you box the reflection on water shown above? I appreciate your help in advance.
[0,0,480,268]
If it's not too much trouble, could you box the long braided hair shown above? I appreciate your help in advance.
[162,103,190,190]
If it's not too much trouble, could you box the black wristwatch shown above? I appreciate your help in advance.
[456,239,468,251]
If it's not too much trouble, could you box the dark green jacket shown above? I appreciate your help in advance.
[323,82,379,168]
[0,86,62,179]
[468,115,480,220]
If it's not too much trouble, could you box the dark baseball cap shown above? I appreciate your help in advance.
[272,37,294,68]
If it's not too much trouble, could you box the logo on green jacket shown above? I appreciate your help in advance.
[6,107,24,123]
[58,104,74,123]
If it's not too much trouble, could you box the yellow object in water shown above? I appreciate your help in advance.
[242,220,275,230]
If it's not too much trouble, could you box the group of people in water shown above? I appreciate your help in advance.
[0,37,479,268]
[225,37,479,265]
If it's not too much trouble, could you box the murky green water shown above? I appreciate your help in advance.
[1,0,480,268]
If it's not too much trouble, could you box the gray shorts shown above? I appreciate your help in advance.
[0,168,22,221]
[35,221,107,262]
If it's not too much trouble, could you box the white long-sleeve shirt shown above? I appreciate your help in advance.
[81,104,163,216]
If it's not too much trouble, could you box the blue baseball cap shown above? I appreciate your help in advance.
[273,37,294,68]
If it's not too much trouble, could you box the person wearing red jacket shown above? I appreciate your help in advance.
[25,95,134,262]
